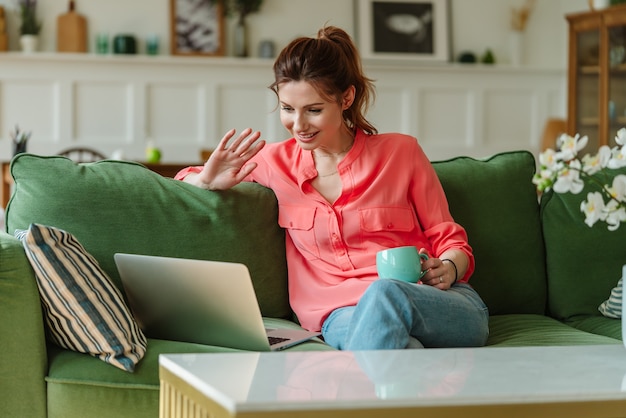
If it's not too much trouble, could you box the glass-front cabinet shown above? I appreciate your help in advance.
[567,5,626,154]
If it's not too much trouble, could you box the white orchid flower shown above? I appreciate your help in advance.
[538,148,559,170]
[603,176,626,230]
[582,145,611,174]
[605,208,626,231]
[533,168,556,192]
[581,192,606,227]
[608,145,626,169]
[556,133,588,161]
[603,199,626,231]
[536,128,626,231]
[553,159,584,194]
[534,148,565,192]
[615,128,626,146]
[609,174,626,203]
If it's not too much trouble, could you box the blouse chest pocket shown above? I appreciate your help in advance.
[278,205,320,259]
[360,207,416,232]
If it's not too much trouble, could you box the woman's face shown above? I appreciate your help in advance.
[278,81,352,152]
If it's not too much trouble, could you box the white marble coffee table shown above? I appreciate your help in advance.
[159,344,626,418]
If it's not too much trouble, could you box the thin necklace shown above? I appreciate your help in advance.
[314,136,353,177]
[313,140,354,158]
[318,170,338,178]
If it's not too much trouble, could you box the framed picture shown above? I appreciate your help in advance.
[170,0,225,56]
[355,0,450,62]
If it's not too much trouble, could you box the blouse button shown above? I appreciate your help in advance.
[387,223,394,229]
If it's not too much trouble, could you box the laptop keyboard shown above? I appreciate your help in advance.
[268,336,290,346]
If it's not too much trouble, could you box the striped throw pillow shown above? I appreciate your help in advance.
[598,277,623,319]
[16,224,147,372]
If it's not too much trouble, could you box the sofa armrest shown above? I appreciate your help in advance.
[0,231,47,417]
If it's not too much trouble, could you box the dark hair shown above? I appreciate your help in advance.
[269,26,377,135]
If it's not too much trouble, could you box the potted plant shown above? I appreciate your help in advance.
[18,0,42,52]
[9,125,32,156]
[224,0,264,57]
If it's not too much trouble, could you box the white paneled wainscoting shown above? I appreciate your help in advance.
[0,53,566,163]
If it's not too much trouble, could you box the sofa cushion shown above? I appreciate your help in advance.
[541,167,626,330]
[45,338,237,418]
[598,277,622,319]
[5,154,291,319]
[16,223,147,372]
[565,316,623,340]
[487,314,621,346]
[432,151,547,315]
[46,319,332,418]
[0,232,47,418]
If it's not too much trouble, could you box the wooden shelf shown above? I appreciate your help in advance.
[580,65,600,75]
[612,63,626,71]
[580,116,600,126]
[0,51,566,74]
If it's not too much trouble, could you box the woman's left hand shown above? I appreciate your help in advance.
[418,249,452,290]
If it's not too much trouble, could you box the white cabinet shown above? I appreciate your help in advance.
[0,53,565,162]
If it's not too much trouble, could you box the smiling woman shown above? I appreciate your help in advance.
[175,25,489,351]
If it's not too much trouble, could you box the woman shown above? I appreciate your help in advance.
[176,26,489,350]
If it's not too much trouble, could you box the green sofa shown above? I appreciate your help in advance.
[0,150,622,418]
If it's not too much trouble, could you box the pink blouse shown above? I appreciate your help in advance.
[176,130,473,331]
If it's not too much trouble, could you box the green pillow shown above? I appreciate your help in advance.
[16,223,147,372]
[6,154,290,319]
[433,151,547,315]
[541,168,626,321]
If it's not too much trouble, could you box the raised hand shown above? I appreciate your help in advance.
[192,128,265,190]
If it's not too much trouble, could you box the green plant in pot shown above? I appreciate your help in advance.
[229,0,263,20]
[9,125,32,156]
[19,0,41,35]
[18,0,41,52]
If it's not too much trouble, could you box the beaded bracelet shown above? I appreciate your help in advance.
[441,258,458,284]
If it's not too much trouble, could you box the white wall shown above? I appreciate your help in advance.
[0,0,588,67]
[0,0,592,163]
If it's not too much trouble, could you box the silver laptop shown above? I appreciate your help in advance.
[114,253,321,351]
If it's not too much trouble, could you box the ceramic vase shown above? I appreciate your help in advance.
[20,34,39,53]
[589,0,610,9]
[233,20,248,57]
[12,141,27,156]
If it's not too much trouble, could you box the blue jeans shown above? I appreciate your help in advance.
[321,280,489,350]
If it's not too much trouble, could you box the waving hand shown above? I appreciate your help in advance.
[188,128,265,190]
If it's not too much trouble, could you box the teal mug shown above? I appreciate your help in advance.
[376,246,429,283]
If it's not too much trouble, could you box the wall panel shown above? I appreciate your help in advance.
[147,83,202,144]
[0,54,566,163]
[74,82,131,143]
[418,89,471,148]
[1,80,58,144]
[484,90,535,149]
